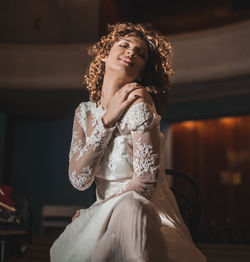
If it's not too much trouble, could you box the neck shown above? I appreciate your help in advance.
[100,71,132,110]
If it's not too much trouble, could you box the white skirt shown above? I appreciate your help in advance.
[50,191,206,262]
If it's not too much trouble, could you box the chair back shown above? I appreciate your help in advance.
[165,169,202,241]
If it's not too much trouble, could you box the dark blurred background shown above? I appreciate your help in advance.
[1,1,250,259]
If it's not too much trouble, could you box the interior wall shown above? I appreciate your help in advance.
[5,115,96,233]
[1,5,250,236]
[0,0,100,43]
[172,115,250,243]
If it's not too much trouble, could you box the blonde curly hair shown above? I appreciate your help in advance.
[84,22,174,115]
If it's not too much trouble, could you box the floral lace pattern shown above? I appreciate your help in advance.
[68,102,116,191]
[69,131,84,161]
[115,133,160,199]
[73,102,115,162]
[119,102,160,134]
[68,101,160,197]
[134,137,159,177]
[69,166,93,190]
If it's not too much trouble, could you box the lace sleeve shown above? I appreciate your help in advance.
[115,102,161,199]
[68,102,116,191]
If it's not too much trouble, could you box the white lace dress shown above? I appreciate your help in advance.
[50,101,206,262]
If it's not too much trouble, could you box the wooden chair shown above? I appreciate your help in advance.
[0,230,29,262]
[0,189,32,261]
[165,169,202,241]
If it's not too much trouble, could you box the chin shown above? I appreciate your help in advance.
[107,65,139,81]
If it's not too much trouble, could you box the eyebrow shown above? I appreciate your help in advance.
[119,39,148,55]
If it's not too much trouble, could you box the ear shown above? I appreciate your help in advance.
[101,56,107,63]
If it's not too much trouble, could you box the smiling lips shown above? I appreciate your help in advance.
[119,56,134,67]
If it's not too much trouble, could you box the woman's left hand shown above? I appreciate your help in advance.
[127,85,153,106]
[72,209,81,222]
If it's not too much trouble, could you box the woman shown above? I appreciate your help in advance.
[50,22,206,262]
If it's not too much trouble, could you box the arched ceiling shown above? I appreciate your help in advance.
[0,0,250,119]
[0,19,250,119]
[1,0,250,43]
[100,0,250,35]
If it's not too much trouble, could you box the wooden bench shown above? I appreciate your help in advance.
[40,205,84,235]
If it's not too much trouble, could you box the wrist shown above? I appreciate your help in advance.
[101,115,114,128]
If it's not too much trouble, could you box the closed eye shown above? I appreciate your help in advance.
[118,43,128,48]
[117,39,147,60]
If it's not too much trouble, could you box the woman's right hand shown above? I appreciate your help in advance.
[101,82,142,128]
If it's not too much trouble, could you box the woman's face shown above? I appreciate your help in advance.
[103,35,149,82]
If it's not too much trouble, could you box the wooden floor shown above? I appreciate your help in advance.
[5,236,250,262]
[6,236,56,262]
[197,243,250,262]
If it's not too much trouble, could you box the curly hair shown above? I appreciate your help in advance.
[83,22,174,115]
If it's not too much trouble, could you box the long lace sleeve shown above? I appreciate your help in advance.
[68,102,116,191]
[113,102,161,200]
[123,102,161,199]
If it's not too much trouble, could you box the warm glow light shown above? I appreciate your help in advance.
[176,116,238,129]
[219,117,236,126]
[182,121,196,129]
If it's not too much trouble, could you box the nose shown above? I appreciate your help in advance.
[126,48,135,57]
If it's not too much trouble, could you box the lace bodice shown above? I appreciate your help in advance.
[68,101,161,200]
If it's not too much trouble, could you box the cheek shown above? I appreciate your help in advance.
[109,46,121,58]
[106,49,121,66]
[136,60,147,74]
[105,55,117,69]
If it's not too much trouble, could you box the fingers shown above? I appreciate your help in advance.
[117,82,146,109]
[125,87,154,108]
[129,88,144,98]
[120,82,142,101]
[130,88,153,105]
[103,82,149,126]
[72,210,80,222]
[124,93,140,108]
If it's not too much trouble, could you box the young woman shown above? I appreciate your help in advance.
[50,22,206,262]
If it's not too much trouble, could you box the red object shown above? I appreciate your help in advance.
[0,186,15,208]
